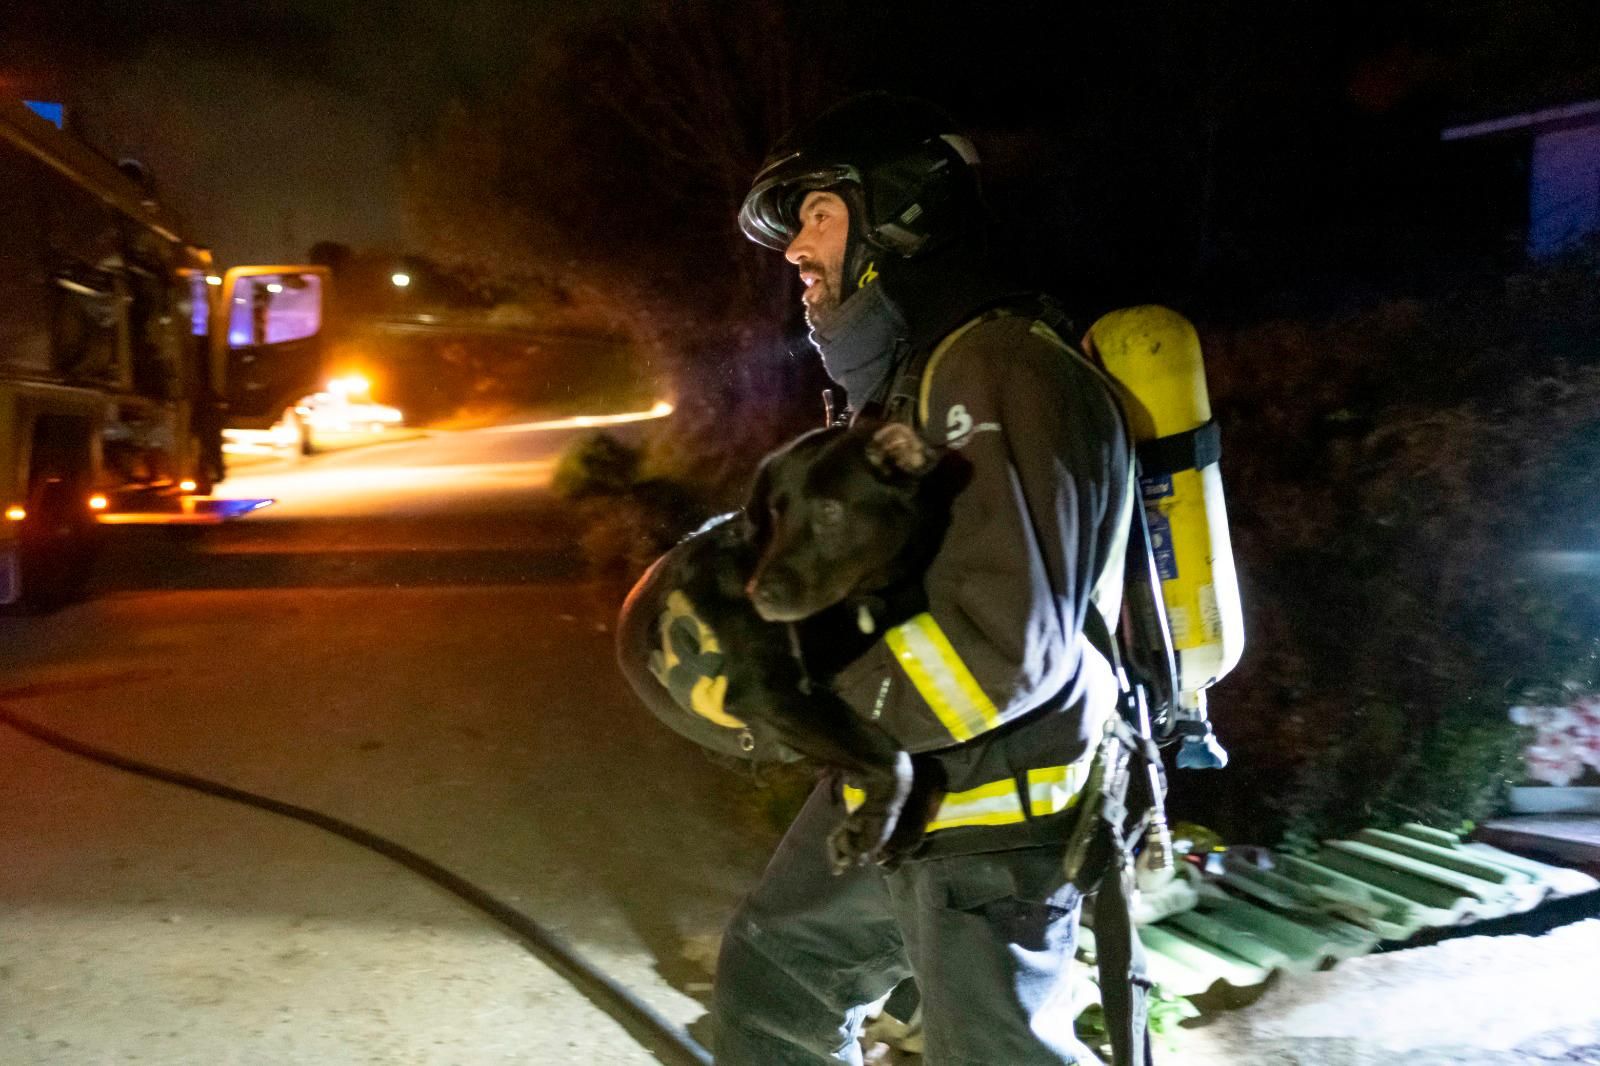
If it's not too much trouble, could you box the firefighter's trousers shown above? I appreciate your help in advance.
[712,781,1101,1065]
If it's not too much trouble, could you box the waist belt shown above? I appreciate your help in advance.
[842,751,1097,836]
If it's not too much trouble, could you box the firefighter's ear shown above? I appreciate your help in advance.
[866,423,937,479]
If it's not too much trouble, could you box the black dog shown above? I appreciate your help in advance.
[617,421,961,870]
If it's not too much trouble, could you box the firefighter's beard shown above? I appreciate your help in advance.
[797,257,842,332]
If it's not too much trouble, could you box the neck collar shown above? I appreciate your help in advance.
[807,281,908,410]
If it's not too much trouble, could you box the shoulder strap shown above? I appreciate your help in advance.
[880,295,1053,429]
[912,294,1096,426]
[880,339,923,428]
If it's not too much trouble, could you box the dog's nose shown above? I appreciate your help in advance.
[746,572,798,619]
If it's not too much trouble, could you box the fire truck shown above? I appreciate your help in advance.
[0,97,326,607]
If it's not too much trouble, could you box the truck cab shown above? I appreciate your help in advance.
[0,97,327,607]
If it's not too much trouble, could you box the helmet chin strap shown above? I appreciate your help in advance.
[837,185,881,295]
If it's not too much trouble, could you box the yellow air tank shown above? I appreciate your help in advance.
[1086,306,1244,768]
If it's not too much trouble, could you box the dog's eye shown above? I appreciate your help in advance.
[813,499,846,529]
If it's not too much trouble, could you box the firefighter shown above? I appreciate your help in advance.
[710,93,1137,1064]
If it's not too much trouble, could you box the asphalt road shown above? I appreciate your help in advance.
[11,422,1600,1066]
[0,421,780,1065]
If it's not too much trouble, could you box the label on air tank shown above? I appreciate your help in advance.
[1140,475,1178,581]
[1166,604,1192,646]
[1198,583,1221,643]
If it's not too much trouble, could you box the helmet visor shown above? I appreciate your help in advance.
[738,158,858,249]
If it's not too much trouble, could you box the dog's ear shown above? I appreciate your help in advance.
[743,428,837,545]
[866,423,937,479]
[742,459,775,546]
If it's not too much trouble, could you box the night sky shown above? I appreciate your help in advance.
[4,0,1598,312]
[2,0,601,262]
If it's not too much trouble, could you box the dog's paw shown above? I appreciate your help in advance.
[878,781,942,867]
[827,811,895,874]
[828,754,918,875]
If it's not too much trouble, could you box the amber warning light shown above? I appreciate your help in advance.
[96,497,275,526]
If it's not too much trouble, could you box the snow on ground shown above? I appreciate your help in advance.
[1172,919,1600,1064]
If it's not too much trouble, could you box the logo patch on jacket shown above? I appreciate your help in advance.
[944,404,1001,448]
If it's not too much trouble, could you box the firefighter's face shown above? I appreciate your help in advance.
[785,190,849,329]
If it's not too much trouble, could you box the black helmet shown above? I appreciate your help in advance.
[739,93,983,260]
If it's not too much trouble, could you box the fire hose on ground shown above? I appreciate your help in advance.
[0,701,713,1066]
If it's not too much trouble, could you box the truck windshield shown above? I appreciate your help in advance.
[227,274,322,346]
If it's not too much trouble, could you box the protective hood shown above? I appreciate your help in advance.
[810,241,1021,411]
[808,278,907,409]
[874,241,1022,356]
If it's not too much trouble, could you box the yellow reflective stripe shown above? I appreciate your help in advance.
[1027,763,1089,817]
[842,784,865,813]
[885,613,1001,743]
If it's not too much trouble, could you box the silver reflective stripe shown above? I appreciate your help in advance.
[1027,763,1091,817]
[926,777,1026,831]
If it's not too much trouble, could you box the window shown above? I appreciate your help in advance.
[0,144,55,373]
[44,171,123,383]
[227,274,322,347]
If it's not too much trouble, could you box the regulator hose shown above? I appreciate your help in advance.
[0,703,713,1066]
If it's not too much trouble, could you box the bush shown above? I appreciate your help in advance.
[1181,247,1600,845]
[554,432,710,578]
[552,432,642,499]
